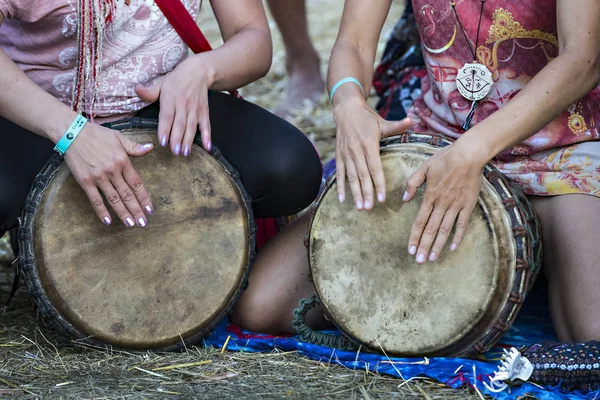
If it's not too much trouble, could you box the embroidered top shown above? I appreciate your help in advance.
[410,0,600,161]
[0,0,200,118]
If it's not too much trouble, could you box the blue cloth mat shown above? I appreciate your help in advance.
[204,284,597,399]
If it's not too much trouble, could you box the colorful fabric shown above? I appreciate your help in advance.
[375,2,600,198]
[0,0,200,118]
[204,282,599,399]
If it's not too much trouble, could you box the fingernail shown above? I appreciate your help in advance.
[450,243,458,252]
[183,145,190,157]
[377,192,385,203]
[138,218,146,228]
[409,245,417,255]
[364,200,372,209]
[103,217,111,225]
[160,136,167,147]
[142,143,153,150]
[429,252,437,262]
[126,217,135,227]
[207,141,212,152]
[356,200,363,210]
[145,205,153,214]
[338,194,344,203]
[402,191,409,201]
[416,253,426,264]
[174,144,181,155]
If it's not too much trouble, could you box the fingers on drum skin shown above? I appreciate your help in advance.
[335,151,347,204]
[83,186,112,225]
[199,103,212,152]
[429,207,461,261]
[158,107,175,148]
[364,144,386,204]
[413,205,446,264]
[344,157,364,210]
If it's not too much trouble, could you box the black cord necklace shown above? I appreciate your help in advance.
[450,0,493,130]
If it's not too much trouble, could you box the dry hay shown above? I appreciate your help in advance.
[0,234,486,398]
[0,1,493,398]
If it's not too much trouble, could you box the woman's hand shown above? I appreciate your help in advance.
[334,97,412,210]
[136,57,214,156]
[403,141,486,264]
[64,124,154,227]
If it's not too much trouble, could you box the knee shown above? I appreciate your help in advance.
[230,292,283,334]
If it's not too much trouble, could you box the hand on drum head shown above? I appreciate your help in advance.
[136,57,212,157]
[403,142,485,264]
[64,124,154,228]
[333,98,412,210]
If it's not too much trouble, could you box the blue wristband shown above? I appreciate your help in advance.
[53,114,88,156]
[329,77,364,102]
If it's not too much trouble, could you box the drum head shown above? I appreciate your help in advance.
[308,143,515,357]
[27,128,251,349]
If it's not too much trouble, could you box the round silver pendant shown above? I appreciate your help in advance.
[456,63,493,101]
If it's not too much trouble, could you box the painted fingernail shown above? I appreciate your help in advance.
[377,192,385,203]
[174,144,181,155]
[103,217,111,225]
[416,253,426,264]
[402,191,409,201]
[450,243,458,252]
[183,145,190,157]
[138,218,146,228]
[364,200,372,209]
[356,200,363,210]
[160,136,167,147]
[145,205,153,214]
[409,246,417,255]
[126,217,135,227]
[429,252,437,262]
[207,141,212,152]
[142,143,153,150]
[338,194,344,203]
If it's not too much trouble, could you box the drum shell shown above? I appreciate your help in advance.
[305,132,542,358]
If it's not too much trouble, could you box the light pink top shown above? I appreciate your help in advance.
[0,0,201,118]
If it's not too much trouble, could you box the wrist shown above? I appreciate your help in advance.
[185,55,216,88]
[453,133,494,169]
[332,86,367,117]
[45,107,80,145]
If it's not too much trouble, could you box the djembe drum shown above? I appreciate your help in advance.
[17,118,255,351]
[294,132,542,358]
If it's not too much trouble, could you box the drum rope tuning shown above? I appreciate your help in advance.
[292,295,357,351]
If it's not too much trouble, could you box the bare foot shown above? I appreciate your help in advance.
[275,55,325,119]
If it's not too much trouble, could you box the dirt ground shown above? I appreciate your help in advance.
[0,1,492,398]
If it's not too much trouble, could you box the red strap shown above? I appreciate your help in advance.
[154,0,240,98]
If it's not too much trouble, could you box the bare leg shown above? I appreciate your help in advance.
[231,215,329,334]
[529,194,600,343]
[267,0,325,118]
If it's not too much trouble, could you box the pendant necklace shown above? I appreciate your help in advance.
[450,0,492,130]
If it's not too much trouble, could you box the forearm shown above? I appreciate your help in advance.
[188,25,272,91]
[0,49,77,144]
[327,39,375,107]
[327,0,392,108]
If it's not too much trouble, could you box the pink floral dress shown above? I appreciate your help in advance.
[409,0,600,197]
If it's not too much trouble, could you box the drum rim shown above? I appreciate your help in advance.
[306,131,542,358]
[17,117,257,351]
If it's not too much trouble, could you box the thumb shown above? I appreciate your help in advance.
[135,76,164,103]
[117,133,154,158]
[403,164,427,202]
[379,117,412,138]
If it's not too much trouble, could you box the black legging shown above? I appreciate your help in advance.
[0,91,322,235]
